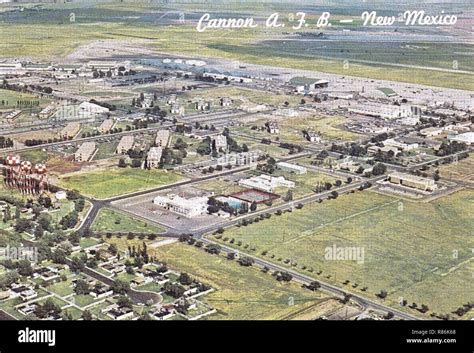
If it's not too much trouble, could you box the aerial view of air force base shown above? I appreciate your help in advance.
[0,0,472,324]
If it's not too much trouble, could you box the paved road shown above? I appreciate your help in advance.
[199,236,419,321]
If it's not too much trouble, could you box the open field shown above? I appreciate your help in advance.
[184,86,302,108]
[0,89,50,110]
[213,189,474,316]
[92,208,165,234]
[235,115,361,143]
[0,3,471,90]
[439,155,474,185]
[105,238,333,320]
[58,167,186,199]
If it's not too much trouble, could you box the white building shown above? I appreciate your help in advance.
[153,194,209,217]
[155,130,170,147]
[266,121,279,134]
[238,175,295,193]
[170,104,184,115]
[146,147,162,168]
[383,139,419,151]
[277,162,307,174]
[448,132,474,145]
[211,135,227,151]
[78,101,109,116]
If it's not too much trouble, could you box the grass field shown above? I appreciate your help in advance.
[235,115,360,144]
[0,89,50,109]
[58,167,186,199]
[105,238,333,320]
[213,189,474,316]
[92,208,165,234]
[0,5,471,91]
[439,156,474,185]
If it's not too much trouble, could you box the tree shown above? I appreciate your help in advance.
[178,272,193,286]
[17,260,34,277]
[305,281,321,291]
[111,279,130,295]
[372,163,387,176]
[118,158,127,168]
[74,279,90,295]
[82,310,93,320]
[14,218,33,233]
[377,290,388,299]
[283,190,293,202]
[238,256,254,267]
[250,201,257,212]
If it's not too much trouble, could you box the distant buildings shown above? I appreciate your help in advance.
[195,100,211,111]
[115,135,134,154]
[238,175,295,193]
[78,101,109,116]
[220,97,232,107]
[153,194,209,217]
[289,77,329,94]
[59,122,81,139]
[4,110,21,122]
[304,130,321,142]
[348,103,415,119]
[387,172,437,192]
[155,130,170,147]
[419,127,445,137]
[39,105,56,119]
[97,119,114,134]
[383,138,419,151]
[277,162,307,174]
[146,147,163,168]
[75,142,96,162]
[265,121,279,134]
[211,135,227,151]
[170,104,184,115]
[448,132,474,145]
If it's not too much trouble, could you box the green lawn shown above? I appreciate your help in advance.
[92,208,165,234]
[58,168,186,199]
[214,190,474,317]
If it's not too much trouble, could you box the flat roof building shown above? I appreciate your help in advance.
[153,194,208,218]
[59,122,81,139]
[146,147,162,168]
[155,130,170,147]
[277,162,307,174]
[387,172,437,192]
[75,142,96,162]
[115,135,134,154]
[98,119,114,134]
[238,175,295,193]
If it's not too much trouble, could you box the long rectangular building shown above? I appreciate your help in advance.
[59,122,81,139]
[387,172,437,192]
[75,142,96,162]
[155,130,170,147]
[115,135,134,154]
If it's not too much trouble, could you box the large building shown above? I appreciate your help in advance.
[448,132,474,145]
[78,102,109,116]
[98,119,114,134]
[59,122,81,139]
[211,135,227,151]
[146,147,162,168]
[155,130,170,148]
[387,172,437,192]
[348,103,414,119]
[115,135,134,154]
[238,175,295,193]
[153,194,208,217]
[75,142,96,162]
[277,162,307,174]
